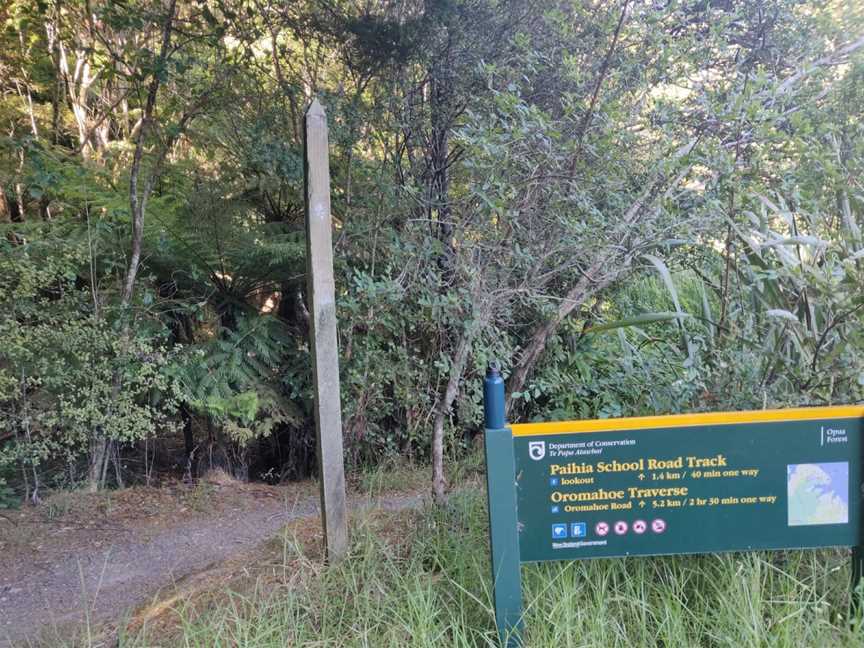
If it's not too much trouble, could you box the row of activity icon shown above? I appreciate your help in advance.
[553,518,666,539]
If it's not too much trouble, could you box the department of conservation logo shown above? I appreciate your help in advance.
[528,441,546,461]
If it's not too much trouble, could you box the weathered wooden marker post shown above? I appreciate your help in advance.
[304,99,348,561]
[483,363,864,645]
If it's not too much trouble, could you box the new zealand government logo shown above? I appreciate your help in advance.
[528,441,546,461]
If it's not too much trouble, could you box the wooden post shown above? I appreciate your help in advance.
[304,98,349,561]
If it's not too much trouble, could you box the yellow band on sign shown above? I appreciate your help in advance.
[509,405,864,437]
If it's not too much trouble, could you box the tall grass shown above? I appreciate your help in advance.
[123,490,862,647]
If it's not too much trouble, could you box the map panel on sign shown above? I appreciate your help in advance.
[787,462,848,526]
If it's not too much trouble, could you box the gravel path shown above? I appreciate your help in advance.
[0,491,425,646]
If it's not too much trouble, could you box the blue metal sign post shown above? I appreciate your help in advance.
[483,364,523,647]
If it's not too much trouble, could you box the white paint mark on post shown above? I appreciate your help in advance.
[304,98,349,562]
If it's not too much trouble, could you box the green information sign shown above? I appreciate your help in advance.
[482,365,864,647]
[516,418,861,561]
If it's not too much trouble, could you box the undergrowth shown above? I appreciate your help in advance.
[108,490,864,648]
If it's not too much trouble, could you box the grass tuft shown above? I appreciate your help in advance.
[104,491,864,647]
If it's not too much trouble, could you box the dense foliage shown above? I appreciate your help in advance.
[1,0,862,499]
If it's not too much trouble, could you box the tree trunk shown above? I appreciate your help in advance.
[14,182,26,222]
[431,324,476,504]
[505,258,613,415]
[0,185,9,222]
[430,295,491,504]
[429,50,455,280]
[14,148,26,221]
[424,12,464,504]
[87,437,108,492]
[503,166,684,415]
[86,0,178,492]
[112,441,124,488]
[122,0,177,306]
[46,0,64,145]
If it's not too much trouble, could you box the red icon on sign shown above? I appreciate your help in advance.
[595,521,610,537]
[632,519,647,534]
[614,520,628,535]
[651,518,667,534]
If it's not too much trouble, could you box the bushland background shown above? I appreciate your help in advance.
[1,0,863,509]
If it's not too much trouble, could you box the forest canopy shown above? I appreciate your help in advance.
[1,0,863,503]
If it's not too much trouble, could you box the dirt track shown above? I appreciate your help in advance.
[0,485,424,646]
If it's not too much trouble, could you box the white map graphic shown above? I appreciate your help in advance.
[787,462,848,526]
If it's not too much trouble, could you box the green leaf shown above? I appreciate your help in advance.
[643,254,693,362]
[584,312,692,334]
